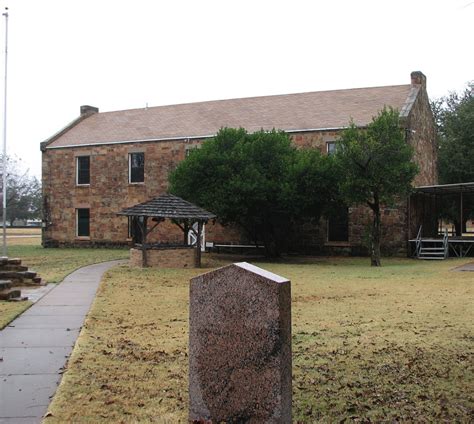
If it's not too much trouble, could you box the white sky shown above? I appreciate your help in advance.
[1,0,473,178]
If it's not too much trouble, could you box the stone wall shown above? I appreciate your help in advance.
[42,139,241,247]
[348,201,409,256]
[129,247,195,268]
[405,74,438,187]
[41,131,337,248]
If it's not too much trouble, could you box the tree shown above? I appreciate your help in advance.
[433,83,474,184]
[432,84,474,234]
[334,108,418,266]
[169,128,336,257]
[0,155,42,225]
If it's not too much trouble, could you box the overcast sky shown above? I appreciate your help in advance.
[1,0,473,178]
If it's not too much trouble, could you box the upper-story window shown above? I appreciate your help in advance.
[76,156,90,185]
[129,152,145,183]
[326,142,336,156]
[185,145,201,157]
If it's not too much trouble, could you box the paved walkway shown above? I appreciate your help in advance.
[0,260,126,424]
[453,262,474,271]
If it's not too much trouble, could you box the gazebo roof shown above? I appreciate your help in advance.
[117,193,216,220]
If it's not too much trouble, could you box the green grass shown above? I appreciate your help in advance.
[44,256,474,422]
[8,244,129,284]
[0,238,129,329]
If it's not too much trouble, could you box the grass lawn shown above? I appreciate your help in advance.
[0,236,128,329]
[44,256,473,423]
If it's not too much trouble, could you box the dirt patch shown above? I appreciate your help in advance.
[452,262,474,272]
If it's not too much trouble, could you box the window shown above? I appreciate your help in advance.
[326,142,336,156]
[76,156,90,185]
[76,208,90,237]
[185,146,200,157]
[129,152,145,183]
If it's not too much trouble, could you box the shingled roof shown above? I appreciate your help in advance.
[117,193,216,221]
[43,83,417,149]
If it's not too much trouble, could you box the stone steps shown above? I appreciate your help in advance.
[5,295,29,302]
[0,257,43,301]
[0,270,39,284]
[0,257,22,266]
[0,288,22,300]
[1,264,28,272]
[0,279,12,290]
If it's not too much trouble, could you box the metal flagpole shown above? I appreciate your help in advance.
[2,7,8,257]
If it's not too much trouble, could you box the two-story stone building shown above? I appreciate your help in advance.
[41,71,437,255]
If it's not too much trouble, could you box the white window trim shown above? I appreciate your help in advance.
[128,152,145,184]
[76,156,90,186]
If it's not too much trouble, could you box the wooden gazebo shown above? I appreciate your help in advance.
[117,194,216,267]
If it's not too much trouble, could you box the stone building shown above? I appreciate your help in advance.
[41,71,437,255]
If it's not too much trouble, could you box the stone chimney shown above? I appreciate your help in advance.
[411,71,426,89]
[80,105,99,116]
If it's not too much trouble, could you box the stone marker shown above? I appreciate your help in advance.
[189,262,292,423]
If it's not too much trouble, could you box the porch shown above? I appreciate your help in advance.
[409,182,474,259]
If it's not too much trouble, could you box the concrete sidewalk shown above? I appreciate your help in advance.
[0,260,126,424]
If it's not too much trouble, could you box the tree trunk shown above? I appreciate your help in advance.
[370,199,381,267]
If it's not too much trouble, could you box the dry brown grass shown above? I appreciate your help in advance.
[6,227,41,236]
[44,256,473,423]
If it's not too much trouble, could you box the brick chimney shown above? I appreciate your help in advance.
[80,105,99,116]
[410,71,426,89]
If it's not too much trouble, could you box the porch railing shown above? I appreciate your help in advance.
[415,225,422,258]
[442,228,449,258]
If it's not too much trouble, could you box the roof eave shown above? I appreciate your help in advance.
[40,111,98,152]
[117,211,216,219]
[44,126,355,150]
[399,86,421,124]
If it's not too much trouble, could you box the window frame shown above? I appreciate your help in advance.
[76,155,91,186]
[128,152,145,184]
[326,141,336,156]
[76,208,90,238]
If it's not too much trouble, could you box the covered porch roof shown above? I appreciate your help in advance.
[414,182,474,195]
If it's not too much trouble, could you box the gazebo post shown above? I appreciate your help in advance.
[184,221,189,245]
[141,216,148,268]
[460,191,464,236]
[195,220,203,268]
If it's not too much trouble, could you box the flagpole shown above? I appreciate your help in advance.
[2,7,8,257]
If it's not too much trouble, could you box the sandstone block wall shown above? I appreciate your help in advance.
[129,247,195,268]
